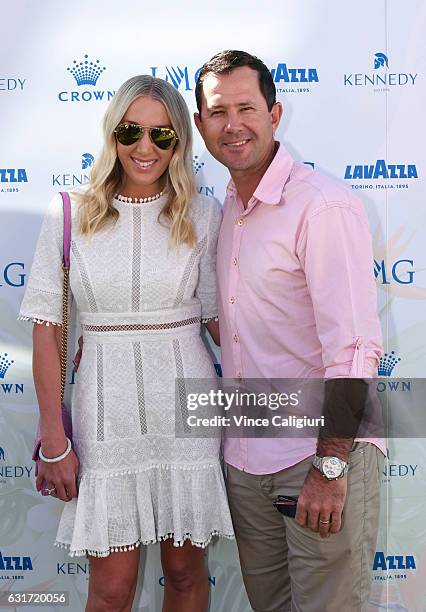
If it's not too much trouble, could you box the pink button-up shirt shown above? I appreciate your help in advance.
[217,143,385,474]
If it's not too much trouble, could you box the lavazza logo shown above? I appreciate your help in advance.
[149,61,319,94]
[58,54,115,102]
[52,152,95,188]
[0,352,24,395]
[344,52,418,91]
[344,159,418,191]
[0,167,28,194]
[0,551,33,578]
[373,551,416,581]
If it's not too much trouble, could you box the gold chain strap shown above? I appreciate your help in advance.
[60,265,70,402]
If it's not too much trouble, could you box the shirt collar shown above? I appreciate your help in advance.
[225,142,294,206]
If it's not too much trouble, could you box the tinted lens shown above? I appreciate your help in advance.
[150,128,176,150]
[115,124,142,145]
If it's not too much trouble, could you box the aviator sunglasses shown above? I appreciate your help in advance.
[114,122,178,150]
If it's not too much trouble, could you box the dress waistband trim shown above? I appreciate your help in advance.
[82,316,201,333]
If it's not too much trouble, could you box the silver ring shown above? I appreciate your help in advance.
[45,486,56,495]
[319,519,331,524]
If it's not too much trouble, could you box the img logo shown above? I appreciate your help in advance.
[0,262,26,288]
[58,54,115,103]
[374,259,415,285]
[0,168,28,195]
[0,352,24,395]
[344,52,418,90]
[151,66,200,91]
[52,153,95,187]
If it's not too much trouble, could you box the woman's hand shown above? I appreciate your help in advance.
[73,336,84,371]
[36,446,79,502]
[205,319,220,345]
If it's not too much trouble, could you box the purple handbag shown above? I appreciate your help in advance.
[32,192,74,495]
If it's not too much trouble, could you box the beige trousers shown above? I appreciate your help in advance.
[226,443,384,612]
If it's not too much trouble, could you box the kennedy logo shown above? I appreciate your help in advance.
[58,54,115,102]
[52,153,95,187]
[0,446,33,483]
[0,552,33,572]
[374,259,415,285]
[0,352,24,395]
[344,52,418,90]
[383,448,418,482]
[374,53,389,69]
[0,78,26,92]
[82,152,95,170]
[57,561,90,576]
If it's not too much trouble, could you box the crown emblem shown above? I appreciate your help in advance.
[374,53,389,70]
[378,351,401,377]
[67,55,106,86]
[82,152,95,170]
[193,156,204,175]
[0,353,14,380]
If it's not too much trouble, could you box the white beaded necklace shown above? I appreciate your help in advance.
[115,190,164,204]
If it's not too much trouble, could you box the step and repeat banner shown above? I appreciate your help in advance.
[1,1,425,610]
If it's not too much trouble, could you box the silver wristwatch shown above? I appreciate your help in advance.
[312,455,348,480]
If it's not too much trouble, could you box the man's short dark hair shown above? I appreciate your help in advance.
[195,50,276,115]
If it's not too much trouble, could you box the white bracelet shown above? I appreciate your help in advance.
[39,437,72,463]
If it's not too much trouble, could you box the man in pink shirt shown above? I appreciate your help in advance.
[195,50,385,611]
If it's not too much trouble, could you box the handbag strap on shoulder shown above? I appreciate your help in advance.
[59,192,72,402]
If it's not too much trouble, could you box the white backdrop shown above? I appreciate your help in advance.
[1,1,426,610]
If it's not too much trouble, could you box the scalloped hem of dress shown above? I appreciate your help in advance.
[18,315,62,326]
[54,531,235,558]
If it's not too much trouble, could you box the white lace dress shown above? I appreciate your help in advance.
[19,192,234,557]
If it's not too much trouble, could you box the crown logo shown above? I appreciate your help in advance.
[82,152,95,170]
[0,353,14,380]
[193,155,204,175]
[374,52,389,70]
[67,55,106,86]
[378,351,401,377]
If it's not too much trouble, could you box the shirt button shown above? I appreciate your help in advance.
[233,334,239,343]
[236,371,242,379]
[229,296,235,304]
[233,257,238,266]
[237,219,244,227]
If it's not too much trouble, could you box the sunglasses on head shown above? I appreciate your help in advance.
[114,122,178,150]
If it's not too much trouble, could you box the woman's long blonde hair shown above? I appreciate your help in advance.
[75,75,197,247]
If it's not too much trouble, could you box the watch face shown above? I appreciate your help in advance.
[322,457,344,479]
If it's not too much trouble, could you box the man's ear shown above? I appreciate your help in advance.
[194,112,203,136]
[271,102,283,132]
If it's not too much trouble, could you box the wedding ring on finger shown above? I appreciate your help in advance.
[45,486,56,495]
[319,519,331,525]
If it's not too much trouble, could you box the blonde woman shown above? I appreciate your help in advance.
[19,75,234,612]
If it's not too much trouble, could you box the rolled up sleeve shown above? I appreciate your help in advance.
[301,202,383,378]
